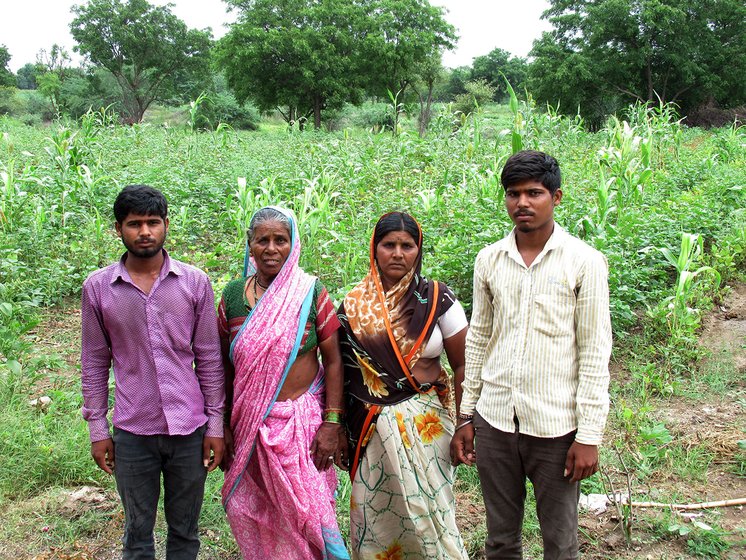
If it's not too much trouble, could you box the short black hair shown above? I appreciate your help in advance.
[113,185,168,223]
[500,150,561,194]
[373,212,421,248]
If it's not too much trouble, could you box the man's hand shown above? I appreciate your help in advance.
[564,441,599,482]
[91,438,115,474]
[450,423,476,466]
[203,436,224,472]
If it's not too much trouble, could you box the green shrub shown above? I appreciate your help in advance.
[21,90,56,121]
[193,91,259,130]
[452,79,496,116]
[0,86,20,115]
[346,102,394,132]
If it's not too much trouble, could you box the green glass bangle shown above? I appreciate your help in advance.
[323,411,343,424]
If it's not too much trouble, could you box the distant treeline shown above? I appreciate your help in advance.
[1,0,744,129]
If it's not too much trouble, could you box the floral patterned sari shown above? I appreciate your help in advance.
[338,217,468,559]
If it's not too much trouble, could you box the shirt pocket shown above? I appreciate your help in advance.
[532,292,574,337]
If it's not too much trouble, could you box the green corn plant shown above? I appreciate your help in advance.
[229,176,276,243]
[658,233,721,337]
[189,91,209,132]
[504,76,524,154]
[0,162,25,233]
[580,174,617,239]
[386,89,405,136]
[598,117,653,217]
[214,122,238,149]
[295,174,339,243]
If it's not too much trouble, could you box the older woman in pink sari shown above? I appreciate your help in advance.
[218,207,349,559]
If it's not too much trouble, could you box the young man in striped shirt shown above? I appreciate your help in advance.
[451,150,612,559]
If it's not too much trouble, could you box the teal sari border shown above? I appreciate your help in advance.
[223,281,315,508]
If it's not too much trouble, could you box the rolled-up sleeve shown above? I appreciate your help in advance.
[192,277,225,437]
[80,280,113,442]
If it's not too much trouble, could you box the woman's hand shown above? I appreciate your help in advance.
[311,422,345,471]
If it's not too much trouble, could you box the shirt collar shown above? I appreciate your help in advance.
[496,222,566,268]
[111,249,180,284]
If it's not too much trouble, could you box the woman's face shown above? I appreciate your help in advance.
[375,230,419,289]
[249,219,292,280]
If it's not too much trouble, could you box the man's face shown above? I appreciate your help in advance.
[115,212,168,259]
[505,180,562,234]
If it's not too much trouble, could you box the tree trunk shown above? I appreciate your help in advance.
[313,96,322,129]
[646,61,654,102]
[417,80,435,138]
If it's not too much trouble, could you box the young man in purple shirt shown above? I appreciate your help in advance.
[81,184,225,559]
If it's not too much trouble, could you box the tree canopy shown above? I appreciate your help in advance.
[0,46,15,87]
[218,0,455,129]
[218,0,367,129]
[358,0,456,99]
[16,64,39,90]
[470,48,528,102]
[529,0,746,123]
[70,0,213,123]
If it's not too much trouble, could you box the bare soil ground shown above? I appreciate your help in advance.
[3,285,745,559]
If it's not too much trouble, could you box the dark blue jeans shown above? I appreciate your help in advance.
[113,425,207,560]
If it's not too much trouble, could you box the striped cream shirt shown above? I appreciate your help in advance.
[461,224,611,445]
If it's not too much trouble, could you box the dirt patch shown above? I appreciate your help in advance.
[28,303,82,363]
[0,486,121,560]
[700,283,746,375]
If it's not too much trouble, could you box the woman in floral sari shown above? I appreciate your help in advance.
[219,206,349,560]
[338,212,469,560]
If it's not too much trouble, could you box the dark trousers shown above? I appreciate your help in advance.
[474,413,580,560]
[113,426,207,560]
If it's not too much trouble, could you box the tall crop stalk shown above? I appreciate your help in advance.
[229,176,275,242]
[598,118,653,218]
[387,89,405,136]
[504,77,524,154]
[658,233,721,337]
[189,92,209,132]
[295,173,339,243]
[580,175,617,239]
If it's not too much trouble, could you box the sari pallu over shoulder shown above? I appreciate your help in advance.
[221,207,349,560]
[222,207,316,506]
[338,216,455,480]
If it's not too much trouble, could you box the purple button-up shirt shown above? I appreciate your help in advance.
[81,250,224,442]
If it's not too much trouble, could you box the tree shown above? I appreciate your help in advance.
[529,0,746,123]
[36,45,72,78]
[217,0,366,129]
[360,0,456,100]
[70,0,213,123]
[0,46,15,87]
[471,48,528,102]
[16,63,39,89]
[411,53,444,136]
[434,66,470,101]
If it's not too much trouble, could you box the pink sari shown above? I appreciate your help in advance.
[222,207,349,559]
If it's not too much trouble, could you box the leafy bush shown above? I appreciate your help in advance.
[192,91,259,130]
[345,102,394,132]
[0,86,20,115]
[452,79,496,116]
[20,90,55,121]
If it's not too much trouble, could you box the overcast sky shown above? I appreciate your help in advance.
[1,0,551,72]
